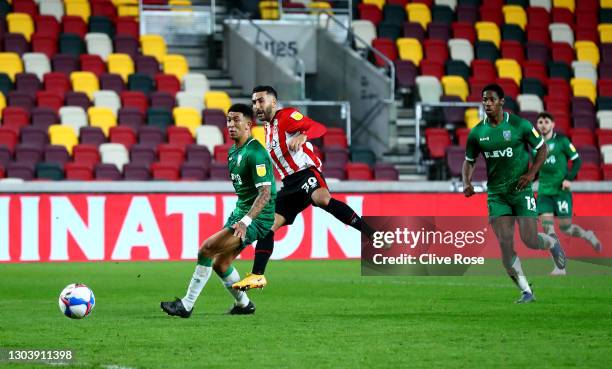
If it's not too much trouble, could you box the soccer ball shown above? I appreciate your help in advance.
[58,283,95,319]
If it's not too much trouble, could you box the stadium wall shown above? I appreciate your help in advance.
[1,182,610,263]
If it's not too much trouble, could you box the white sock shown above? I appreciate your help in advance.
[511,256,532,294]
[218,266,250,308]
[181,264,212,311]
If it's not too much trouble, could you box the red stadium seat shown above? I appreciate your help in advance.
[167,126,194,147]
[213,143,232,163]
[157,144,185,166]
[423,39,448,65]
[322,131,348,148]
[501,41,524,65]
[120,91,148,114]
[576,12,598,29]
[109,126,137,149]
[420,59,444,79]
[43,72,71,98]
[597,129,612,146]
[570,128,596,147]
[425,128,451,159]
[598,80,612,98]
[358,4,382,27]
[345,162,373,180]
[62,16,88,39]
[13,0,38,17]
[551,43,575,66]
[552,7,574,28]
[479,6,503,26]
[154,74,181,96]
[553,112,570,134]
[576,162,602,181]
[471,60,497,82]
[32,33,58,59]
[372,38,398,67]
[73,145,101,167]
[576,0,599,12]
[2,107,30,129]
[575,25,598,43]
[151,161,180,180]
[527,7,550,29]
[80,54,107,76]
[35,15,61,37]
[64,162,94,180]
[0,127,19,152]
[116,17,140,39]
[451,22,476,44]
[92,0,118,20]
[603,164,612,180]
[546,78,571,102]
[456,127,470,147]
[527,25,550,45]
[36,91,64,112]
[544,97,569,114]
[523,61,548,86]
[495,78,519,98]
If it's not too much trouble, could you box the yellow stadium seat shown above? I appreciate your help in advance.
[111,0,138,5]
[7,13,34,42]
[603,0,612,9]
[502,5,527,31]
[65,1,91,22]
[495,59,522,86]
[396,38,423,66]
[107,53,134,82]
[259,1,279,20]
[475,22,500,48]
[0,52,23,81]
[406,3,431,30]
[553,0,574,13]
[118,5,139,17]
[88,107,117,136]
[204,91,232,113]
[140,35,167,63]
[571,78,596,104]
[49,125,78,154]
[441,76,469,101]
[169,0,192,5]
[465,108,480,129]
[162,54,189,81]
[599,24,612,44]
[252,126,266,147]
[363,0,385,10]
[173,107,201,135]
[70,71,99,100]
[575,41,600,67]
[309,1,332,13]
[0,93,5,118]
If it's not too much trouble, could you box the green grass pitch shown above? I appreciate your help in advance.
[1,260,611,369]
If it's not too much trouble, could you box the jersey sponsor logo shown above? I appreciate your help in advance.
[256,164,267,177]
[548,142,555,150]
[484,147,513,158]
[290,111,303,121]
[532,128,540,138]
[503,130,512,141]
[479,137,490,141]
[545,155,556,165]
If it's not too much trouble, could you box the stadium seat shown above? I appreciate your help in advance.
[70,71,99,99]
[445,60,470,81]
[204,91,231,113]
[372,38,398,66]
[416,75,442,103]
[571,78,597,104]
[420,60,444,79]
[575,41,600,67]
[195,125,223,154]
[119,92,146,114]
[40,0,64,21]
[553,0,574,12]
[89,15,114,37]
[464,108,480,128]
[358,3,382,27]
[151,161,179,180]
[140,34,166,62]
[65,0,91,22]
[475,41,499,62]
[158,144,185,166]
[64,161,93,180]
[0,52,23,81]
[502,5,527,30]
[182,73,209,95]
[259,1,280,20]
[22,53,50,81]
[3,33,29,56]
[517,94,544,112]
[128,73,154,95]
[7,13,34,42]
[107,53,134,82]
[88,107,116,136]
[185,144,212,166]
[521,78,546,98]
[109,126,137,149]
[173,107,201,135]
[406,3,431,30]
[425,128,451,159]
[176,91,204,111]
[85,33,113,61]
[150,91,175,112]
[351,20,377,50]
[501,40,525,65]
[167,126,194,147]
[79,54,105,76]
[116,16,139,39]
[475,22,500,48]
[59,106,88,134]
[378,22,402,40]
[155,74,180,96]
[113,35,139,60]
[550,23,574,46]
[49,124,78,154]
[62,15,88,38]
[6,162,36,180]
[213,143,232,163]
[99,142,129,170]
[2,107,30,129]
[448,39,474,66]
[99,72,125,94]
[423,39,448,65]
[576,162,601,181]
[94,162,122,180]
[573,61,597,85]
[345,163,373,180]
[147,108,172,130]
[496,59,522,86]
[73,144,100,167]
[162,54,189,81]
[396,38,422,65]
[441,76,468,101]
[130,144,157,166]
[93,90,121,115]
[59,33,85,56]
[36,162,64,180]
[0,127,19,152]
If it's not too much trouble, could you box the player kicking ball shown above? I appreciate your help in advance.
[535,112,602,276]
[231,85,377,291]
[160,104,276,317]
[463,84,567,303]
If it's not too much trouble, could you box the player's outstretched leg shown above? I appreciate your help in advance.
[540,214,566,276]
[311,188,376,238]
[518,217,567,270]
[214,253,255,314]
[491,217,535,303]
[559,218,602,252]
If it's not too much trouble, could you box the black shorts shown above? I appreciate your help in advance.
[275,167,328,225]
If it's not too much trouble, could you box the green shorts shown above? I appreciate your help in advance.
[488,189,538,218]
[223,211,274,250]
[537,191,573,218]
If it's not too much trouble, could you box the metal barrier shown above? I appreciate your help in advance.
[281,100,351,144]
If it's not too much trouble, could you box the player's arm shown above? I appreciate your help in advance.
[562,138,581,190]
[517,122,547,190]
[285,110,327,151]
[462,130,479,197]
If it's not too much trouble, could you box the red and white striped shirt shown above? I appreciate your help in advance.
[264,108,327,180]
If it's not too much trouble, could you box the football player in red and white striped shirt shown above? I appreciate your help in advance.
[232,85,376,291]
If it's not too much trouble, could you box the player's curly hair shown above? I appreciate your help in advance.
[482,84,505,99]
[252,85,278,99]
[228,103,254,121]
[537,111,554,121]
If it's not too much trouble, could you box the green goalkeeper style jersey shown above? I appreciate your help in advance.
[536,133,579,196]
[465,112,545,194]
[228,137,276,218]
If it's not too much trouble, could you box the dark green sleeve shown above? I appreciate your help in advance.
[567,157,581,181]
[522,119,544,150]
[465,128,480,162]
[564,137,580,180]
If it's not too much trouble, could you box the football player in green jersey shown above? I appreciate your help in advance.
[161,103,276,317]
[463,84,567,303]
[535,112,602,276]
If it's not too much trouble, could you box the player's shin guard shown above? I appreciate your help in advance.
[181,256,213,311]
[252,231,274,275]
[542,219,555,235]
[216,265,250,308]
[321,198,376,239]
[508,256,532,294]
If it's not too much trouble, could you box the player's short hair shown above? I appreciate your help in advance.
[228,103,254,121]
[482,84,505,99]
[252,85,278,99]
[537,111,554,121]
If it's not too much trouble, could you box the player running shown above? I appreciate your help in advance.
[160,104,275,317]
[535,112,602,276]
[232,85,377,291]
[463,84,567,303]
